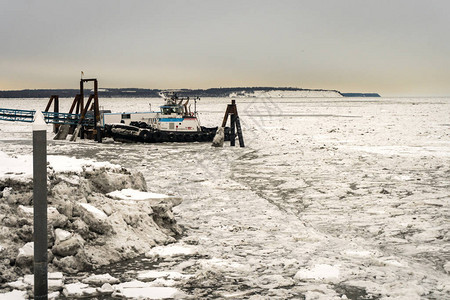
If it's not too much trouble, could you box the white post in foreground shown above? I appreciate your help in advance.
[33,111,48,300]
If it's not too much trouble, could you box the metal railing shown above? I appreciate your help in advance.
[0,108,94,126]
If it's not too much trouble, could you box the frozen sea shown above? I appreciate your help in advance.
[0,96,449,299]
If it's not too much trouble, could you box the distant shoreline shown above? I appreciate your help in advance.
[0,87,380,98]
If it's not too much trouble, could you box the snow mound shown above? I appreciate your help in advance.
[0,153,182,280]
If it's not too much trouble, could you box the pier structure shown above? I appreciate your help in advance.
[0,79,103,143]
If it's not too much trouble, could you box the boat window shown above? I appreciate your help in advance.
[162,108,173,114]
[121,114,131,119]
[162,106,183,115]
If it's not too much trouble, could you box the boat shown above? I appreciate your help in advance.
[102,93,229,143]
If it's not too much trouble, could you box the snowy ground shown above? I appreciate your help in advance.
[0,96,449,299]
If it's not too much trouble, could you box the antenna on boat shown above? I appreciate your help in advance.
[194,96,199,115]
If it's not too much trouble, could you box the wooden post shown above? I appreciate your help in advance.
[235,116,245,147]
[70,95,94,142]
[44,95,60,133]
[79,80,85,139]
[93,79,102,143]
[68,95,80,114]
[221,106,230,128]
[44,96,53,113]
[79,80,84,115]
[69,95,81,134]
[230,114,236,146]
[53,96,59,134]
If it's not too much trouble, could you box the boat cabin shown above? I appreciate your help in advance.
[101,94,201,132]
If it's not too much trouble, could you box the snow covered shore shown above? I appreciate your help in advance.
[0,152,182,298]
[229,89,342,98]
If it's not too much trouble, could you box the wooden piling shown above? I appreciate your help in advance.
[230,114,236,146]
[235,116,245,147]
[220,99,245,147]
[44,95,60,133]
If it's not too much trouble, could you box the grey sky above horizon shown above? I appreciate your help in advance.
[1,0,449,96]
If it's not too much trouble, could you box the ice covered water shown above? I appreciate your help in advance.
[0,97,449,298]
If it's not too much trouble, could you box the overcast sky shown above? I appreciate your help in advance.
[1,0,449,96]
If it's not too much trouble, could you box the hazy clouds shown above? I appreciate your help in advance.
[1,0,449,95]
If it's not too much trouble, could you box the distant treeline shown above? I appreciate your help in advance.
[341,93,381,97]
[0,87,380,98]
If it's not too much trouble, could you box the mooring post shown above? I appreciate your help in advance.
[235,116,245,147]
[230,113,236,146]
[32,111,48,300]
[219,99,245,147]
[93,79,102,143]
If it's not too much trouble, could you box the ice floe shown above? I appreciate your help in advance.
[107,188,178,202]
[0,290,27,300]
[146,244,198,259]
[82,273,120,285]
[294,264,340,281]
[111,280,183,299]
